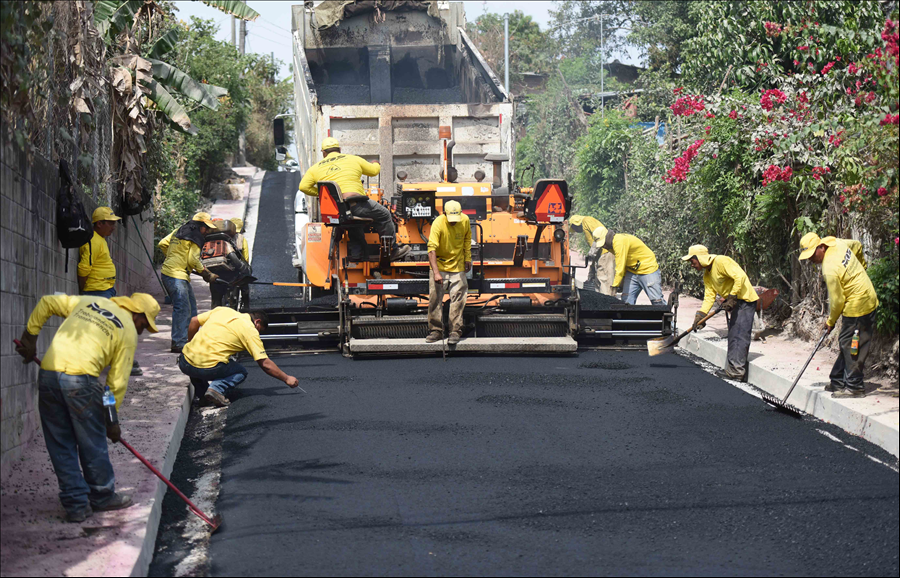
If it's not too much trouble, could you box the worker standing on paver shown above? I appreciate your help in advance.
[593,225,666,305]
[159,212,218,353]
[15,293,160,522]
[569,215,615,295]
[425,200,471,344]
[683,244,759,382]
[798,233,879,399]
[297,137,410,262]
[178,308,300,407]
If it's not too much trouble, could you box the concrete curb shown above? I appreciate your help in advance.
[680,333,899,457]
[130,383,194,577]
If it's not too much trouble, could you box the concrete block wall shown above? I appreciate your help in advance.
[1,131,155,481]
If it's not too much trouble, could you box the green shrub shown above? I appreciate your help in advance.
[868,255,899,336]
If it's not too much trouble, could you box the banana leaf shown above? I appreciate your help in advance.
[139,78,198,135]
[148,29,179,59]
[148,59,227,110]
[94,0,144,39]
[198,0,260,21]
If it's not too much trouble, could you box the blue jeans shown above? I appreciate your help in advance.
[82,287,116,298]
[38,370,116,515]
[178,354,248,399]
[162,274,197,347]
[621,269,666,305]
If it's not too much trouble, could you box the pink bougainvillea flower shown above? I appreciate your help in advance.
[821,61,835,74]
[728,110,738,119]
[848,62,859,74]
[798,45,809,50]
[760,89,787,111]
[877,187,888,197]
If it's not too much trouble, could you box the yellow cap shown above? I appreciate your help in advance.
[192,212,217,228]
[569,215,585,227]
[92,207,121,223]
[591,225,608,245]
[321,137,340,151]
[682,244,715,267]
[112,293,160,333]
[230,217,244,231]
[444,200,463,222]
[798,232,837,260]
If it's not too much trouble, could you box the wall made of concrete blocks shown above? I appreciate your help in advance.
[1,129,155,481]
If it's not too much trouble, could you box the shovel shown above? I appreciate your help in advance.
[13,339,223,532]
[647,304,723,356]
[760,329,828,419]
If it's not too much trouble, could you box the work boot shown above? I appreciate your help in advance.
[448,332,461,345]
[92,493,133,512]
[714,369,746,382]
[832,388,866,399]
[203,389,230,408]
[131,360,143,376]
[65,508,93,523]
[390,244,411,261]
[170,343,183,354]
[425,331,443,343]
[825,382,841,392]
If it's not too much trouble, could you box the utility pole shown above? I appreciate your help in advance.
[231,16,235,46]
[271,51,275,82]
[503,13,509,94]
[600,15,604,117]
[237,19,247,166]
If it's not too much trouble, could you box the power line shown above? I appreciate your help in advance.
[258,16,292,33]
[250,19,292,39]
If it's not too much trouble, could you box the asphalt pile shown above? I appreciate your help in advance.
[578,288,670,312]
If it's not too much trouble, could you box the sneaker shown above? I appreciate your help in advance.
[425,331,443,343]
[92,493,133,512]
[170,344,183,354]
[203,389,230,408]
[832,388,866,399]
[390,245,411,261]
[825,383,841,392]
[65,508,93,523]
[130,361,143,377]
[448,332,461,345]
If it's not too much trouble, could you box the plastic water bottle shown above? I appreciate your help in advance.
[103,385,118,425]
[850,330,859,356]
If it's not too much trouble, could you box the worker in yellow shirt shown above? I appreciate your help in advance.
[178,308,300,407]
[298,137,410,261]
[799,232,879,399]
[592,225,665,306]
[683,245,759,382]
[78,207,121,298]
[569,215,615,295]
[159,212,218,353]
[207,217,253,310]
[425,200,471,345]
[15,293,160,523]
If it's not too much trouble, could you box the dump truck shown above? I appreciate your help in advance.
[262,1,674,356]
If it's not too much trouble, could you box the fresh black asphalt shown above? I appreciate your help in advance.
[207,351,898,576]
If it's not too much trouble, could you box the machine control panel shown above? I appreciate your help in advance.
[401,191,436,219]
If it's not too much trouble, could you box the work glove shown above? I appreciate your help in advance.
[106,423,121,443]
[199,270,219,285]
[722,295,738,312]
[692,310,707,331]
[587,245,601,260]
[16,331,38,364]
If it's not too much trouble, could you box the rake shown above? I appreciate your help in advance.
[760,329,828,419]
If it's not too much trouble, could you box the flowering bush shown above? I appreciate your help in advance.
[670,93,706,116]
[664,139,704,183]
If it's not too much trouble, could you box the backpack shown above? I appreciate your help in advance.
[201,232,252,285]
[55,160,93,272]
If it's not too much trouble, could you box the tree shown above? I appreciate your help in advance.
[465,10,555,85]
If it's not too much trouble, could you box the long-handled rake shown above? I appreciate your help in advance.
[760,329,828,419]
[13,339,223,532]
[647,304,723,357]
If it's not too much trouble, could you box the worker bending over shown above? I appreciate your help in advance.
[208,217,252,310]
[798,233,879,399]
[298,137,410,262]
[178,308,300,407]
[569,215,615,295]
[159,212,219,353]
[425,200,471,345]
[683,245,759,382]
[15,293,160,522]
[593,225,665,305]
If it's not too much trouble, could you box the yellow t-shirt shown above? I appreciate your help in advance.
[26,295,137,408]
[822,239,878,326]
[427,214,472,273]
[298,152,380,197]
[611,234,659,287]
[183,307,268,369]
[158,230,174,256]
[578,216,603,247]
[78,232,116,291]
[701,255,760,313]
[161,237,205,281]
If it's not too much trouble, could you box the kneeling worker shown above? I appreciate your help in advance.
[798,233,878,398]
[426,200,471,344]
[16,292,160,522]
[297,137,410,261]
[593,225,666,305]
[178,308,300,407]
[683,245,759,382]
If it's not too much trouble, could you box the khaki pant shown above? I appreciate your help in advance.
[428,271,468,335]
[590,252,616,296]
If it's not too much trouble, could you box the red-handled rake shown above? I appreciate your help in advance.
[13,339,223,532]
